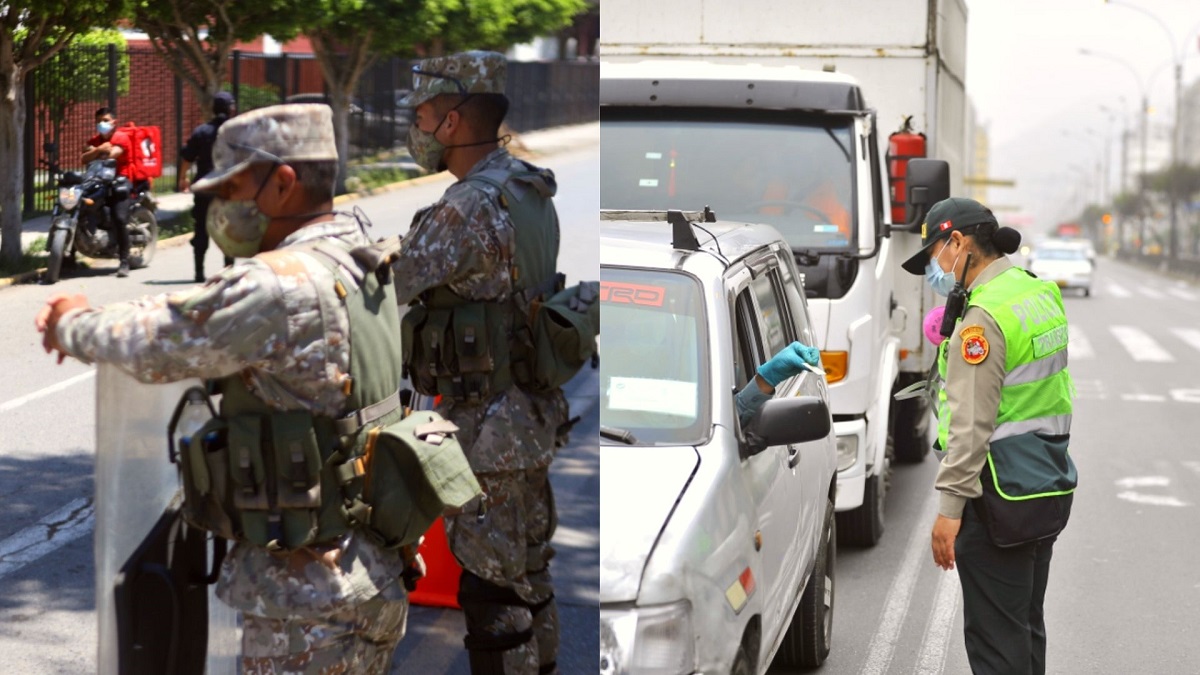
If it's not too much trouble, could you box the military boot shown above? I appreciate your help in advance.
[194,251,206,282]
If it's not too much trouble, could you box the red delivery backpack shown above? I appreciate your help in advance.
[122,122,163,182]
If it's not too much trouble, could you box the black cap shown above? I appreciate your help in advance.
[213,91,235,115]
[900,197,998,275]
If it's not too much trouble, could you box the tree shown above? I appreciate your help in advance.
[0,1,129,267]
[131,0,299,116]
[32,29,129,177]
[1146,163,1200,259]
[436,0,588,53]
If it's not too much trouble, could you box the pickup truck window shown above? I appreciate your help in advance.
[734,289,765,385]
[601,107,857,252]
[751,271,792,355]
[599,267,711,445]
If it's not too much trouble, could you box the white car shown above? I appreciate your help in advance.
[1028,242,1095,296]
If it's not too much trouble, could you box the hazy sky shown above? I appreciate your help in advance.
[965,0,1200,229]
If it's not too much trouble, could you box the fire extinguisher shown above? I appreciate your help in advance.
[887,116,927,226]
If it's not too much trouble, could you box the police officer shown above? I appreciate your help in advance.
[389,51,564,674]
[900,197,1078,675]
[37,104,410,674]
[180,91,237,281]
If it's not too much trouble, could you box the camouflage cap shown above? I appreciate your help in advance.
[401,51,507,108]
[192,103,338,193]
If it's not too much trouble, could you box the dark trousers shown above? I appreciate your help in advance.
[956,504,1056,675]
[109,180,150,262]
[191,193,213,255]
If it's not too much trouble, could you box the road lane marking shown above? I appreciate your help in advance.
[1120,393,1166,402]
[1104,282,1132,298]
[1115,476,1170,488]
[1137,286,1165,300]
[1115,492,1188,507]
[1072,379,1106,400]
[1067,325,1094,360]
[0,370,95,414]
[1172,390,1200,404]
[914,568,960,675]
[860,487,937,675]
[0,498,95,581]
[1166,288,1198,302]
[1171,328,1200,354]
[1109,326,1173,362]
[1115,476,1188,507]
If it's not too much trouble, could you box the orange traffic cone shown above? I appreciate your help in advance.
[409,516,463,609]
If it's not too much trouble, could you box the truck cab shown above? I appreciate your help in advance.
[600,61,949,546]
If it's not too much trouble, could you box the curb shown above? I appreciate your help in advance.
[1,123,596,290]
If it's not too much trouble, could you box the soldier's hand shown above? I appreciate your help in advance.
[930,514,961,571]
[35,293,89,364]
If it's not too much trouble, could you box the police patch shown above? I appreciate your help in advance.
[960,325,989,364]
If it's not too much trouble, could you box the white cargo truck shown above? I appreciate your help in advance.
[600,0,967,546]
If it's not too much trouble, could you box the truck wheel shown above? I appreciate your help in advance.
[775,498,835,669]
[837,471,884,547]
[44,228,69,284]
[891,392,930,463]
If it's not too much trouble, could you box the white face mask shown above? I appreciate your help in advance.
[97,121,115,135]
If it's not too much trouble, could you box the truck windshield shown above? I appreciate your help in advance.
[600,267,710,446]
[601,107,857,252]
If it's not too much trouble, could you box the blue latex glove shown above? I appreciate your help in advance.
[757,341,822,387]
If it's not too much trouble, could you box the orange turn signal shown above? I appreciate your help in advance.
[820,351,848,383]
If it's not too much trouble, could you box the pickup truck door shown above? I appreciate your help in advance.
[733,279,803,645]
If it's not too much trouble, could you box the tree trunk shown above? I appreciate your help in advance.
[328,85,352,195]
[0,65,25,267]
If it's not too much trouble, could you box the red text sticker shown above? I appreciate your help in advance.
[600,281,665,307]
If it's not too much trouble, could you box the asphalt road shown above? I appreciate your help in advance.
[0,141,599,673]
[800,256,1200,675]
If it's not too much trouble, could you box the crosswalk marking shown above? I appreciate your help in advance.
[1167,287,1199,302]
[1171,328,1200,354]
[1067,324,1095,360]
[1109,326,1174,362]
[1137,286,1165,299]
[1105,282,1132,298]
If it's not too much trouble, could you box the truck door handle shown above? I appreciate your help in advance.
[787,445,801,469]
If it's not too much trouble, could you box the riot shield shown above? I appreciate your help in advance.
[94,364,239,674]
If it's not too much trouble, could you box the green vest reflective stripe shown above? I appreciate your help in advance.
[936,266,1077,501]
[211,241,406,549]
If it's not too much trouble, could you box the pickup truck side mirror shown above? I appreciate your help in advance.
[889,159,950,235]
[747,396,832,453]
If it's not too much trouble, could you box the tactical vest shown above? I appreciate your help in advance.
[401,162,562,402]
[935,266,1078,543]
[174,238,473,550]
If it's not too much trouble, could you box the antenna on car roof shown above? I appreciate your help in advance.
[668,209,701,252]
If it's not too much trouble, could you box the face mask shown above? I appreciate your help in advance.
[407,124,447,173]
[97,121,114,135]
[925,242,962,297]
[206,165,278,258]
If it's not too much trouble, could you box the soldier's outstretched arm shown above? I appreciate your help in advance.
[35,263,290,384]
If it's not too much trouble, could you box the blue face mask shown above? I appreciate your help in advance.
[925,243,961,297]
[97,121,114,135]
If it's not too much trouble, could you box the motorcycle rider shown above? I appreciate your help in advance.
[81,107,146,277]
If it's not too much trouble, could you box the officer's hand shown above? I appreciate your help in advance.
[35,293,89,364]
[756,341,822,387]
[178,175,190,193]
[930,515,961,571]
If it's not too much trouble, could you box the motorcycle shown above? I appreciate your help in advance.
[44,158,158,284]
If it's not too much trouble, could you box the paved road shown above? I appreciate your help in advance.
[0,140,599,673]
[799,256,1200,675]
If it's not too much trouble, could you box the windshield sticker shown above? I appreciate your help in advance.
[813,224,840,233]
[601,281,665,307]
[608,377,698,418]
[645,152,663,159]
[639,179,659,187]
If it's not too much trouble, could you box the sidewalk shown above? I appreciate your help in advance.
[5,121,598,284]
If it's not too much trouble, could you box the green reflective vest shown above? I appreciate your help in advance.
[936,266,1077,502]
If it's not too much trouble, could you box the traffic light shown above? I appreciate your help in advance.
[1101,212,1113,225]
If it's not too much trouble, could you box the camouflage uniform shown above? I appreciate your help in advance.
[394,51,565,675]
[57,215,409,673]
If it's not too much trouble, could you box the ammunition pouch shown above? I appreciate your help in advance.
[401,297,512,403]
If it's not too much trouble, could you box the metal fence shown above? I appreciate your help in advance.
[24,44,599,214]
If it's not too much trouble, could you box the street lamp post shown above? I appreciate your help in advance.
[1103,2,1200,261]
[1079,48,1149,253]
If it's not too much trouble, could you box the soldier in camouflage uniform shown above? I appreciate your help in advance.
[36,104,411,674]
[392,51,566,675]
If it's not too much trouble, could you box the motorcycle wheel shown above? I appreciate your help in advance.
[44,227,70,284]
[127,207,158,270]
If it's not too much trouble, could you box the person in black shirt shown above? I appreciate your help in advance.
[179,91,236,281]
